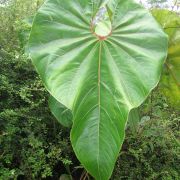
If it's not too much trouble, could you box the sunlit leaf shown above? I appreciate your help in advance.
[152,9,180,109]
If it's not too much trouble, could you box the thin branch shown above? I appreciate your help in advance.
[80,170,86,180]
[83,172,89,180]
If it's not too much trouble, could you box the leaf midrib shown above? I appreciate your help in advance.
[97,41,102,179]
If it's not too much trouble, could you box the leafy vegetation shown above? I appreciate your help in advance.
[0,1,73,179]
[27,1,168,179]
[0,0,179,180]
[152,9,180,109]
[113,91,180,180]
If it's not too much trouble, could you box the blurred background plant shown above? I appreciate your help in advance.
[137,0,180,11]
[0,0,179,179]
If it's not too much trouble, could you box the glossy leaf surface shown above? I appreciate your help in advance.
[17,16,71,126]
[28,0,168,179]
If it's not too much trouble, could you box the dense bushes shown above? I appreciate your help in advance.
[0,52,74,179]
[0,1,74,179]
[0,0,179,179]
[113,94,180,179]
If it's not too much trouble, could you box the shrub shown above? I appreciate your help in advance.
[0,1,74,179]
[113,92,180,179]
[0,0,179,179]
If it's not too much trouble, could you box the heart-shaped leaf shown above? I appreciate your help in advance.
[27,0,168,179]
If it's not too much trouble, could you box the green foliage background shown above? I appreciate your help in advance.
[0,0,179,179]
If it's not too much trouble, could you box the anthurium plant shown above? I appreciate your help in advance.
[27,0,168,179]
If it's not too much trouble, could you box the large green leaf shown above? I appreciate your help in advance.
[152,9,180,108]
[27,0,168,179]
[19,15,72,127]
